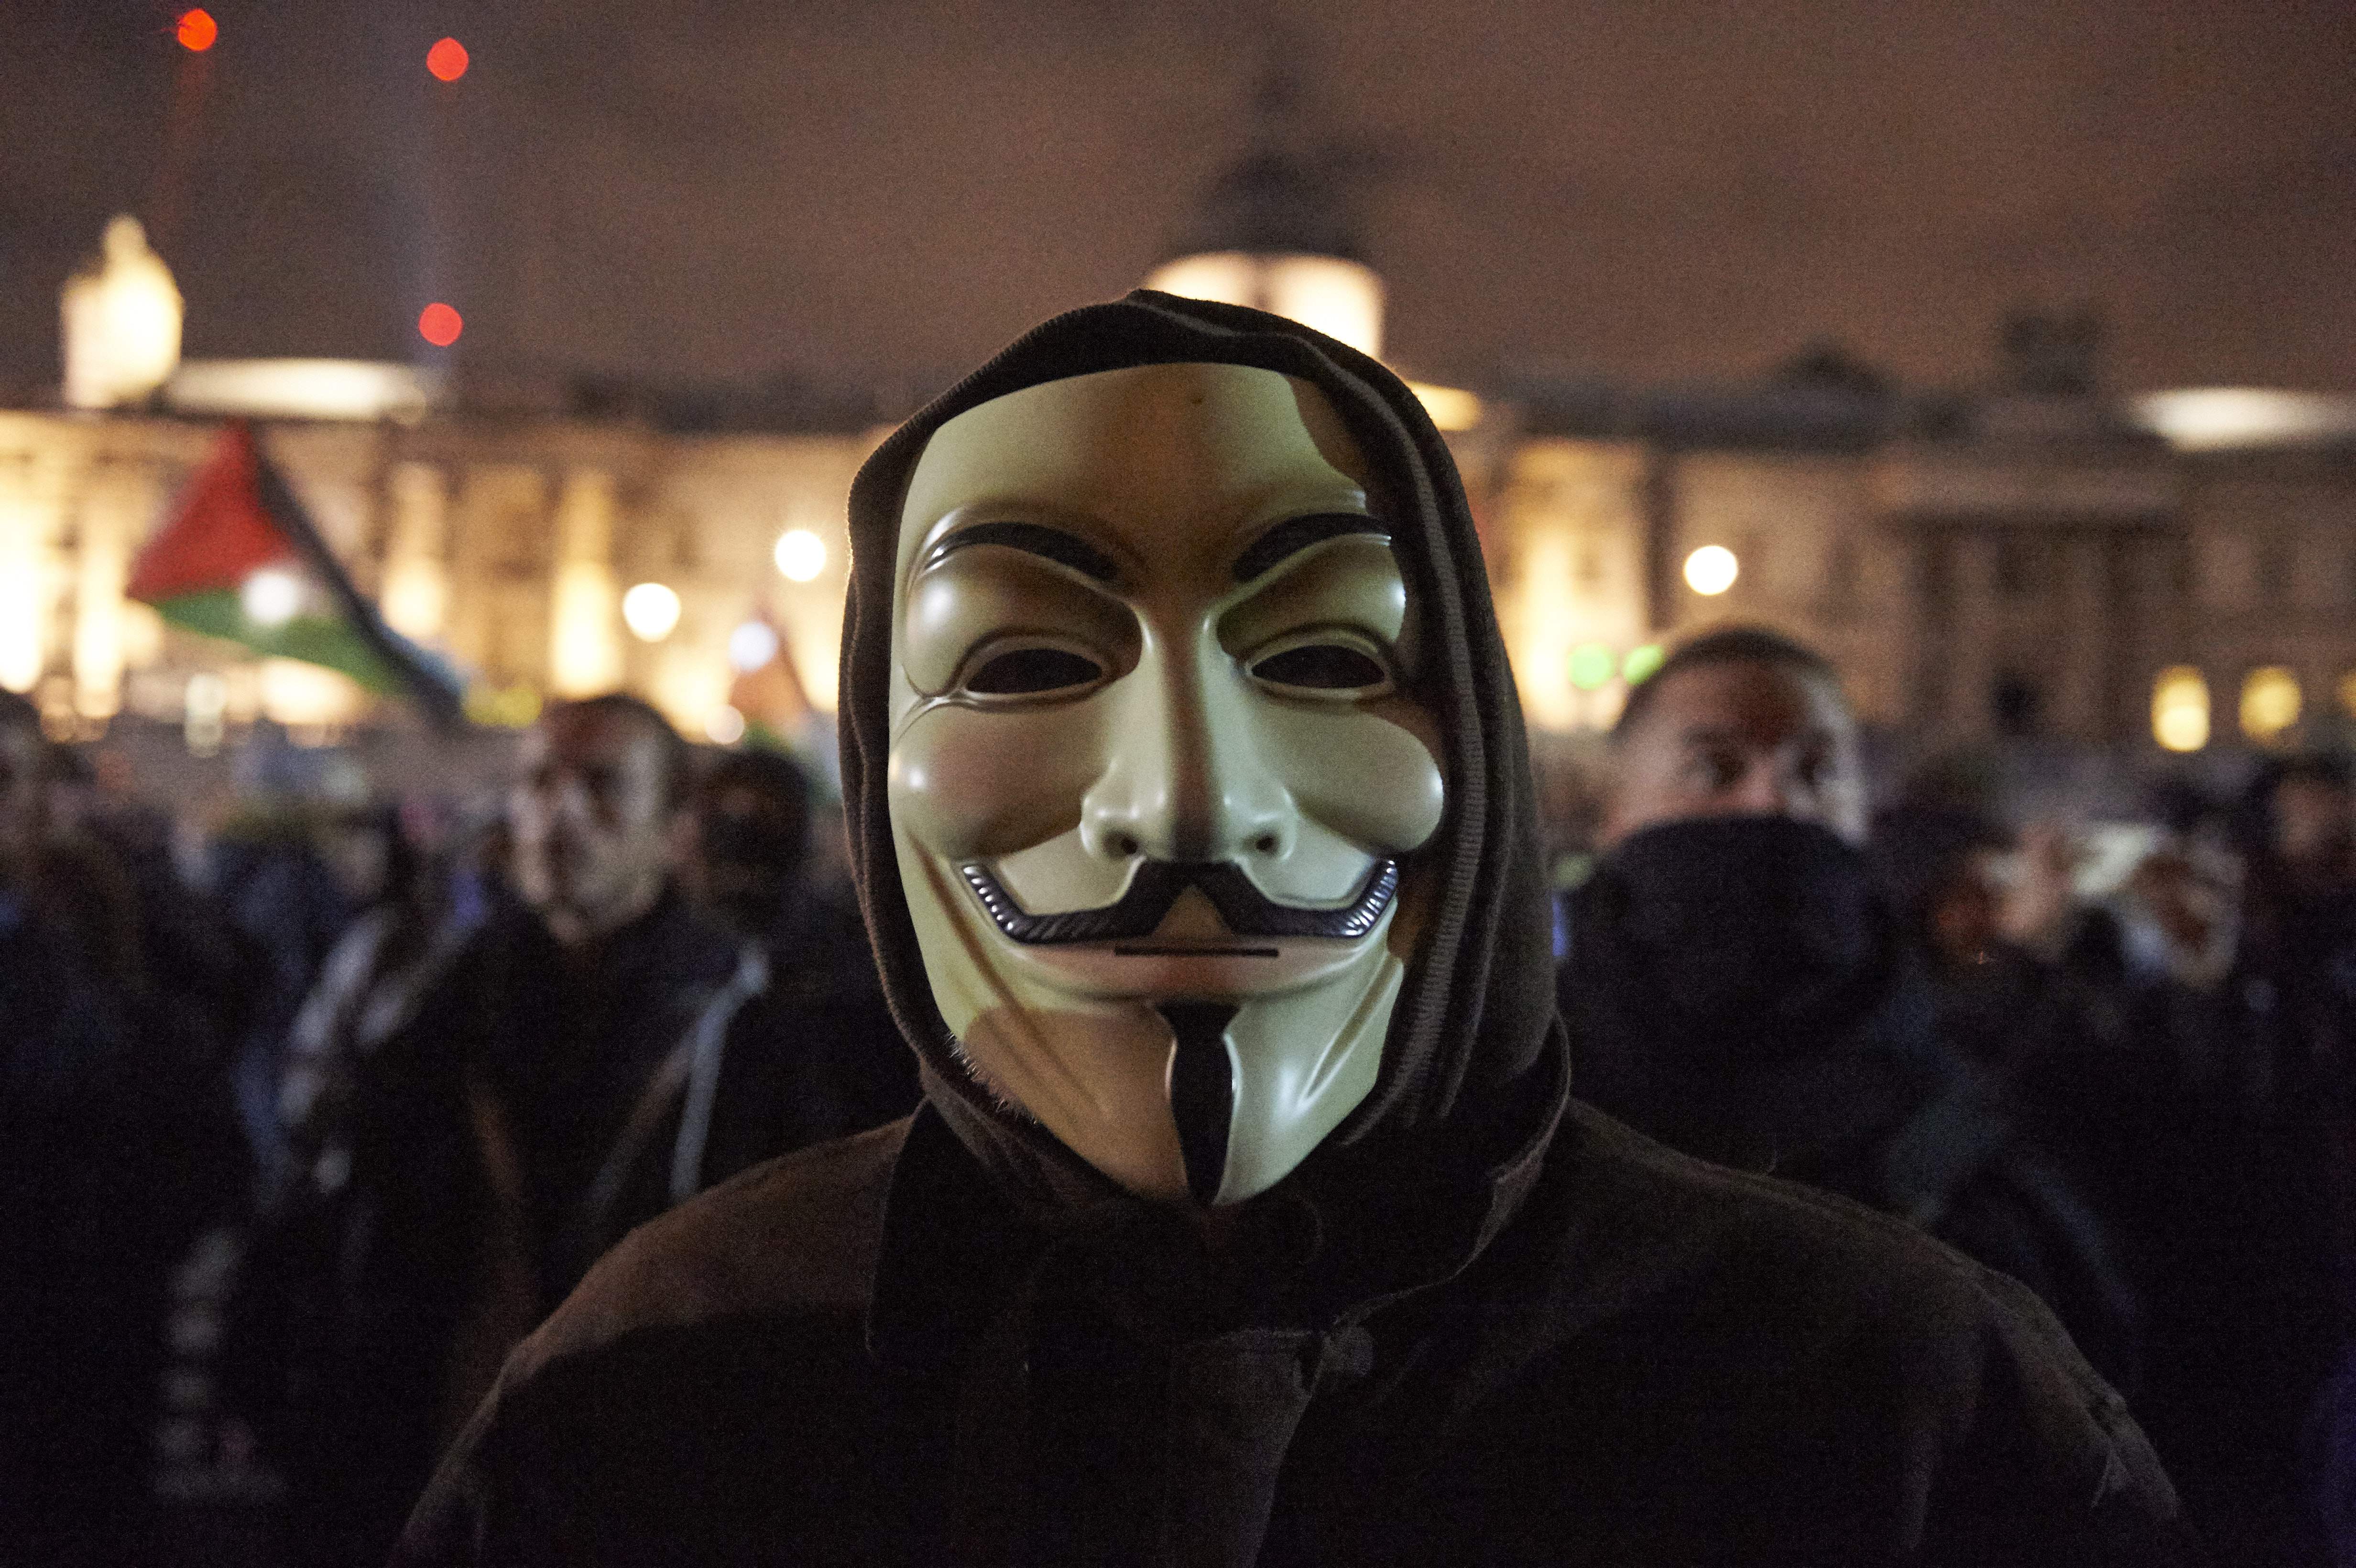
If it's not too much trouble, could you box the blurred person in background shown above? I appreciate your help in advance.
[234,693,738,1568]
[1870,754,2356,1562]
[206,797,369,1201]
[1556,626,2140,1390]
[574,747,915,1258]
[0,693,245,1565]
[2120,756,2356,1558]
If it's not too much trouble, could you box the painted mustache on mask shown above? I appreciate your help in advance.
[959,857,1399,946]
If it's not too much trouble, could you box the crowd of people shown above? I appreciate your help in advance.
[3,619,2353,1563]
[0,691,915,1566]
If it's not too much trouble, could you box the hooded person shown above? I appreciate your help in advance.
[395,294,2193,1567]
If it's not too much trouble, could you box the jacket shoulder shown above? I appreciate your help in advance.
[1526,1103,2186,1555]
[505,1116,910,1382]
[1553,1097,2066,1310]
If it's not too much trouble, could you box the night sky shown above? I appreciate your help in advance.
[7,0,2352,402]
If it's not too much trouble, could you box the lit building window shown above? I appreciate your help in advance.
[2240,665,2302,743]
[2152,667,2209,752]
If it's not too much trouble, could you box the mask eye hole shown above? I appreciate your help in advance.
[1248,638,1394,698]
[962,643,1105,698]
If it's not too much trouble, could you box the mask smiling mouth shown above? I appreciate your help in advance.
[959,857,1398,947]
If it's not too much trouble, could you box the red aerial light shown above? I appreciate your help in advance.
[176,9,218,51]
[426,36,468,81]
[418,302,463,347]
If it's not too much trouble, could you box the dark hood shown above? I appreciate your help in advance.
[839,291,1565,1252]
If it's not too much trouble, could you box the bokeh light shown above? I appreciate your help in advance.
[728,620,780,672]
[704,705,748,745]
[2151,666,2210,752]
[774,528,827,582]
[621,582,682,642]
[240,568,302,628]
[176,9,218,51]
[417,302,463,347]
[1623,643,1666,685]
[1568,642,1617,691]
[426,37,469,82]
[1683,544,1739,596]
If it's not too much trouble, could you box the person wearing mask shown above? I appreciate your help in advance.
[248,693,737,1568]
[1559,626,2141,1390]
[577,747,916,1253]
[399,297,2186,1565]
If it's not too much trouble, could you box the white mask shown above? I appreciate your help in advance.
[885,362,1446,1206]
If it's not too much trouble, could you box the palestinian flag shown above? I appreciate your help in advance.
[129,421,465,727]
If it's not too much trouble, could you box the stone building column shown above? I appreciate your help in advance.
[0,446,71,696]
[1948,531,1999,742]
[382,461,450,642]
[2054,534,2110,742]
[74,457,152,722]
[548,469,621,697]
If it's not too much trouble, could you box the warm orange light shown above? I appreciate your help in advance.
[426,37,468,81]
[417,302,463,347]
[176,9,218,50]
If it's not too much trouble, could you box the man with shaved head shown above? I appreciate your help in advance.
[1563,624,2139,1389]
[255,692,742,1567]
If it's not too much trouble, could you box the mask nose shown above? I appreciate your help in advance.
[1079,629,1295,867]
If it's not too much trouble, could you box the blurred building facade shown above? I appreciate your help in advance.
[1490,326,2356,753]
[0,401,873,748]
[8,195,2356,764]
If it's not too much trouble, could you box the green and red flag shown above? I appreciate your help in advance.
[129,421,465,727]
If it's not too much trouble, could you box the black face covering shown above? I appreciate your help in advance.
[1573,816,1895,1071]
[1561,815,1937,1172]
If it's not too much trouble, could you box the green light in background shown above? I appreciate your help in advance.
[1569,642,1617,690]
[1623,643,1666,685]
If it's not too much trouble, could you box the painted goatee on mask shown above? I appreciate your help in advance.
[885,361,1447,1206]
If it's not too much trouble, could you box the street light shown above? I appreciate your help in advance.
[1683,545,1739,596]
[622,582,681,642]
[774,529,827,582]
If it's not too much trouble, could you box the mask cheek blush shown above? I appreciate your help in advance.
[887,700,1102,863]
[1265,705,1447,856]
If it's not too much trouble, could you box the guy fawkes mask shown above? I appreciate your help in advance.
[886,362,1446,1206]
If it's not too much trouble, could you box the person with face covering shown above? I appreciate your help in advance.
[1561,627,2143,1394]
[396,297,2192,1567]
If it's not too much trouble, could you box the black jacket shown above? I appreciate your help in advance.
[399,1105,2192,1566]
[237,885,738,1567]
[1557,817,2144,1392]
[396,293,2191,1566]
